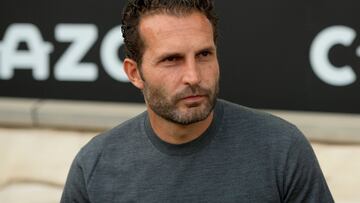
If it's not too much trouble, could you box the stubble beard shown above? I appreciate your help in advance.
[143,81,219,125]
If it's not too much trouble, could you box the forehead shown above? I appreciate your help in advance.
[138,12,215,52]
[139,11,212,32]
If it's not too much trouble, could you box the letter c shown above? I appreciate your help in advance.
[309,25,357,86]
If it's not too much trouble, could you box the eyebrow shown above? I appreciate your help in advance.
[154,46,216,64]
[155,53,184,63]
[195,46,216,55]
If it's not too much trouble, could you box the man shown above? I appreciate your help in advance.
[61,0,334,202]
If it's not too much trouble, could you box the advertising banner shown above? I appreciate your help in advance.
[1,0,359,113]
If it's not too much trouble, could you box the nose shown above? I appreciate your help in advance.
[182,58,201,86]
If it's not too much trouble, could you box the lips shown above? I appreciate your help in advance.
[181,95,206,107]
[174,86,211,104]
[184,95,203,99]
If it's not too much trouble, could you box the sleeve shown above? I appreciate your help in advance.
[283,129,334,203]
[60,153,91,203]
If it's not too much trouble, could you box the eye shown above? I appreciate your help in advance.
[164,56,179,62]
[200,51,210,57]
[159,54,183,66]
[197,50,212,60]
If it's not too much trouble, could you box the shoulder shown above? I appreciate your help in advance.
[74,112,147,179]
[217,100,315,175]
[218,99,304,146]
[219,99,298,130]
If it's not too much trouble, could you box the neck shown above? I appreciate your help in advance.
[147,107,214,145]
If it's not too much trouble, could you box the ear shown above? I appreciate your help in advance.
[124,58,144,90]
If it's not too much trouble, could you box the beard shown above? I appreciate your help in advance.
[142,80,219,125]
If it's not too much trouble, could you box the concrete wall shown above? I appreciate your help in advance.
[1,97,360,144]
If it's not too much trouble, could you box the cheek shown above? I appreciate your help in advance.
[147,74,177,96]
[158,69,183,88]
[213,65,220,77]
[203,64,219,82]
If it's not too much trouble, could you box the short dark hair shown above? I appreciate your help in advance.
[121,0,218,65]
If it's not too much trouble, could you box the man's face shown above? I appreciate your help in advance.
[138,12,220,125]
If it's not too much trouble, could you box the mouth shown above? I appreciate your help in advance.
[184,95,203,99]
[181,95,206,106]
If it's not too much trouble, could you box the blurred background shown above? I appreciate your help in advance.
[0,0,359,202]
